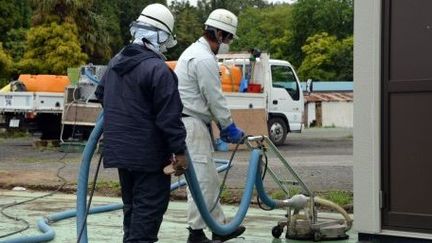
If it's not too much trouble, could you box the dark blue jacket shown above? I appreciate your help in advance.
[95,44,186,172]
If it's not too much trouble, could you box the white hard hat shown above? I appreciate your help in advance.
[205,9,238,38]
[137,3,174,35]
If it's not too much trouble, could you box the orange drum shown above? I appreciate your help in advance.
[164,61,242,92]
[219,64,242,92]
[166,61,177,70]
[19,74,70,93]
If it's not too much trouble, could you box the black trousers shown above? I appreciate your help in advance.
[118,168,171,243]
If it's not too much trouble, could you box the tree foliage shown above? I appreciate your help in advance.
[3,28,28,62]
[284,0,353,67]
[19,22,87,74]
[31,0,118,64]
[167,0,271,60]
[0,43,13,86]
[0,0,354,81]
[298,32,353,80]
[231,4,291,54]
[196,0,267,21]
[167,1,203,60]
[0,0,31,42]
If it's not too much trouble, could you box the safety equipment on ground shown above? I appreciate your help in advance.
[134,3,177,49]
[212,225,246,242]
[163,154,188,176]
[220,123,245,144]
[205,9,238,38]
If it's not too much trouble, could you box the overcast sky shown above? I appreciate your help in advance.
[167,0,296,6]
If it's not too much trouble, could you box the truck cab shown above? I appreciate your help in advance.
[268,59,304,144]
[218,53,304,145]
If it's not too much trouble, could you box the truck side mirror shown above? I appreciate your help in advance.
[306,79,313,93]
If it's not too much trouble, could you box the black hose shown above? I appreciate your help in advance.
[256,147,272,211]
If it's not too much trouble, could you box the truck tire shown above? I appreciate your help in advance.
[268,117,288,145]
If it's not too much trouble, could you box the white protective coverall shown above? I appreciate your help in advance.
[175,37,233,229]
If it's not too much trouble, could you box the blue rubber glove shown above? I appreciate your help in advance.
[220,123,245,144]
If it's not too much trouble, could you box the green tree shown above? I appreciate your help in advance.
[298,32,353,81]
[92,0,123,61]
[31,0,92,25]
[3,28,28,62]
[196,0,267,21]
[331,35,353,80]
[19,22,87,74]
[231,4,292,54]
[167,1,203,60]
[31,0,115,63]
[0,0,31,42]
[283,0,353,67]
[0,43,13,86]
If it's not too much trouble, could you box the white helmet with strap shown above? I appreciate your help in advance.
[137,3,174,35]
[205,9,238,38]
[136,3,177,48]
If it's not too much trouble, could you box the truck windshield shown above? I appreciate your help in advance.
[271,65,300,100]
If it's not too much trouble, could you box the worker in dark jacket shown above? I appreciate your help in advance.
[95,3,187,243]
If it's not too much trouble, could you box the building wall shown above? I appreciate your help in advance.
[322,102,353,128]
[305,101,353,128]
[353,0,382,235]
[355,0,432,240]
[306,102,316,127]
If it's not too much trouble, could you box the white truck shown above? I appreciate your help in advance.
[61,53,304,145]
[218,52,304,145]
[0,90,65,139]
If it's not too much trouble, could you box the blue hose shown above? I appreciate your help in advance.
[1,113,279,242]
[184,148,262,236]
[76,112,104,242]
[255,164,278,210]
[84,68,100,84]
[0,150,230,243]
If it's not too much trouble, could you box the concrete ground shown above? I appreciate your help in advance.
[0,190,357,243]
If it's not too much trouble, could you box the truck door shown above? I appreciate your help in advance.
[269,64,304,132]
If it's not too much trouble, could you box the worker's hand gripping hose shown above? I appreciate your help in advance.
[163,153,188,176]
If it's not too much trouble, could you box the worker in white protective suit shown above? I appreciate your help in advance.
[174,9,246,243]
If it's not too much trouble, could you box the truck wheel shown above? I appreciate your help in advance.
[268,117,288,145]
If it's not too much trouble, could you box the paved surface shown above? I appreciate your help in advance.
[0,190,357,243]
[0,127,353,194]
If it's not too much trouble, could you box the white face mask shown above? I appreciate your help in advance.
[217,43,230,54]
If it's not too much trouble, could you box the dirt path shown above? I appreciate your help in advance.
[0,128,353,196]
